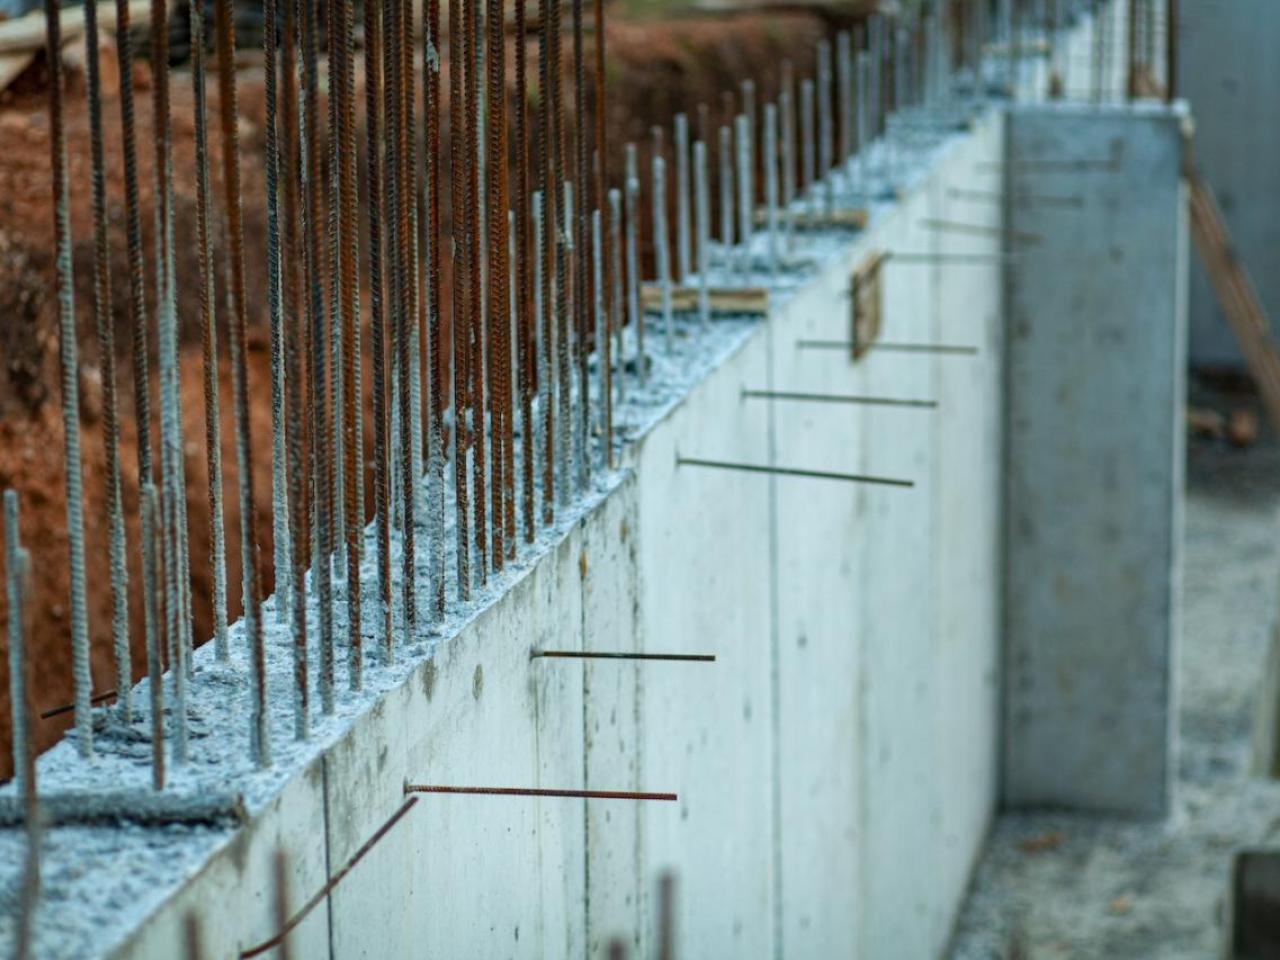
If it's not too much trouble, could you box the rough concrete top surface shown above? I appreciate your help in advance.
[950,389,1280,960]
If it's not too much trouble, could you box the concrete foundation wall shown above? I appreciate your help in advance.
[104,116,1010,960]
[7,12,1187,952]
[1001,102,1186,817]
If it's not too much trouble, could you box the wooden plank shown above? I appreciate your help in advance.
[1188,172,1280,429]
[754,206,868,231]
[0,50,35,93]
[0,1,150,56]
[1135,68,1280,431]
[849,251,885,360]
[639,283,769,317]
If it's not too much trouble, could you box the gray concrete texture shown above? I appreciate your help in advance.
[1177,0,1280,366]
[1002,102,1187,817]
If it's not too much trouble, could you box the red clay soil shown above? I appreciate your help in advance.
[0,10,829,778]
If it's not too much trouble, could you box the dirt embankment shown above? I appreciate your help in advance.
[0,10,827,777]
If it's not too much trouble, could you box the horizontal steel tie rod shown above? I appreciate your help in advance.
[531,650,716,662]
[404,785,678,802]
[676,456,914,488]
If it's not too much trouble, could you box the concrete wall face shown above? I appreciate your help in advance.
[1002,103,1186,818]
[1178,0,1280,365]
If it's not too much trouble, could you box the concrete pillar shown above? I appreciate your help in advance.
[1001,102,1187,818]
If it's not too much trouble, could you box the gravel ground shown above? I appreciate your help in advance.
[950,393,1280,960]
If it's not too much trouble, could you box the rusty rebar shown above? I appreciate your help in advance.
[261,0,291,632]
[572,0,590,491]
[591,208,606,470]
[365,0,390,658]
[466,0,489,586]
[5,490,28,795]
[190,0,229,669]
[405,785,678,801]
[326,0,346,576]
[82,0,132,724]
[515,0,534,544]
[45,0,92,758]
[594,0,610,417]
[607,188,621,456]
[11,543,37,960]
[113,0,152,490]
[548,0,570,511]
[140,483,166,791]
[281,0,310,739]
[401,0,422,628]
[273,850,293,960]
[336,0,361,689]
[450,0,472,600]
[425,0,447,615]
[487,0,511,571]
[397,0,419,632]
[625,143,643,384]
[215,0,269,767]
[300,0,334,713]
[539,0,557,526]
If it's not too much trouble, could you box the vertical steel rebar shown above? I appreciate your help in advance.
[450,0,473,599]
[779,60,796,247]
[366,0,392,660]
[190,0,230,667]
[5,490,27,795]
[396,0,420,628]
[515,0,534,545]
[653,156,673,352]
[816,40,833,215]
[674,113,691,283]
[624,143,643,385]
[215,0,269,766]
[536,0,551,527]
[856,52,869,206]
[719,125,734,256]
[113,6,156,682]
[735,114,752,277]
[764,103,779,277]
[281,0,310,738]
[741,79,756,210]
[551,25,571,508]
[301,0,334,713]
[46,0,92,758]
[84,0,132,722]
[572,0,591,492]
[693,140,710,332]
[591,208,608,469]
[533,189,549,516]
[425,0,447,612]
[337,0,362,689]
[325,0,346,582]
[837,31,853,169]
[466,0,489,585]
[262,0,292,631]
[800,79,815,201]
[273,850,293,960]
[487,0,511,571]
[141,483,166,790]
[154,15,191,765]
[608,187,623,414]
[12,544,37,960]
